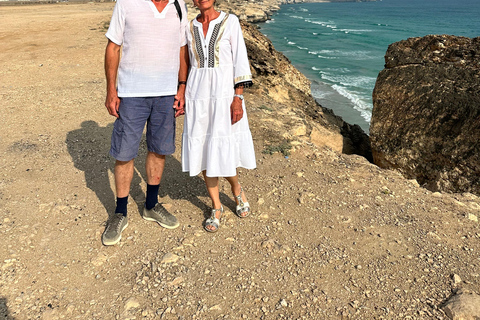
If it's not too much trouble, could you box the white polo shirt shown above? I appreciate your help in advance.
[106,0,188,97]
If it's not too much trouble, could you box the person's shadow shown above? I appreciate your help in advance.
[0,297,14,320]
[66,120,236,222]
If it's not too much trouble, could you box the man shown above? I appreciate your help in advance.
[102,0,188,246]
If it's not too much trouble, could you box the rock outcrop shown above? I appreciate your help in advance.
[370,35,480,194]
[442,291,480,320]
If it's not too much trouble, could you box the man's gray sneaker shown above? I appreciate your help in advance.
[142,203,179,229]
[102,213,128,246]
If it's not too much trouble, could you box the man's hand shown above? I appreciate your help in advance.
[174,84,186,118]
[173,95,185,118]
[105,91,120,118]
[231,96,243,124]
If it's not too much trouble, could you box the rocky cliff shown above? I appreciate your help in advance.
[371,35,480,194]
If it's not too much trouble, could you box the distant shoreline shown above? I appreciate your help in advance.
[0,0,376,7]
[0,0,111,6]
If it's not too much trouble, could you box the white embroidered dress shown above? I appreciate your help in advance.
[182,12,256,177]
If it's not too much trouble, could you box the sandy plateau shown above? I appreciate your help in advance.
[0,3,479,319]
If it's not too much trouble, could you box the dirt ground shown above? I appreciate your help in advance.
[1,3,479,320]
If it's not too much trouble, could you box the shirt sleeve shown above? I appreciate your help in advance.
[105,0,125,45]
[230,15,253,88]
[179,0,188,47]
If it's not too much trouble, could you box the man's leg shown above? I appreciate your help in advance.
[141,96,179,229]
[114,159,135,215]
[103,97,148,245]
[102,159,133,246]
[145,151,165,210]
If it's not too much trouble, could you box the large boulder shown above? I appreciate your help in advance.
[370,35,480,194]
[442,292,480,320]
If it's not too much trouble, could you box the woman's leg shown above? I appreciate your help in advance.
[202,171,223,231]
[225,175,249,217]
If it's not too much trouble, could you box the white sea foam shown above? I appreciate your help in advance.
[320,72,376,89]
[308,49,335,55]
[297,46,308,50]
[319,67,351,74]
[287,41,296,45]
[311,49,374,60]
[336,28,373,34]
[306,20,337,30]
[311,87,331,99]
[331,85,372,122]
[317,55,338,60]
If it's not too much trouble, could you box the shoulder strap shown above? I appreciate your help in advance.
[173,0,182,22]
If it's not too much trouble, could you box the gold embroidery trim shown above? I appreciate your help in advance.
[190,21,200,67]
[234,75,252,84]
[214,14,229,68]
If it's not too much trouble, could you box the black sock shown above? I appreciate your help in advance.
[145,184,160,210]
[115,196,128,216]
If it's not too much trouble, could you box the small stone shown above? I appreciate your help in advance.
[161,253,179,264]
[124,297,140,311]
[261,239,281,251]
[168,277,184,286]
[467,213,478,222]
[257,198,265,205]
[66,304,75,314]
[209,304,221,311]
[452,274,462,285]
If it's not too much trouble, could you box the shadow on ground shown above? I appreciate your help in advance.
[66,120,237,223]
[0,297,14,320]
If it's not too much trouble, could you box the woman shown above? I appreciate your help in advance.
[181,0,256,232]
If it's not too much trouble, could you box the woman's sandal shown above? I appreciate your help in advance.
[234,187,250,218]
[204,206,224,233]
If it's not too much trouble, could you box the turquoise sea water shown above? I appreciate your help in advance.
[257,0,480,132]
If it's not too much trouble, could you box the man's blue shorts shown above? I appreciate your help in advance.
[110,96,175,161]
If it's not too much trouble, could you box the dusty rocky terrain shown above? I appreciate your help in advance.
[1,3,480,320]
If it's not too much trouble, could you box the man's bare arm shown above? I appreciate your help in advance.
[174,45,189,117]
[105,40,121,118]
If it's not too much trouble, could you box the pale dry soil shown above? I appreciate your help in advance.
[0,3,479,320]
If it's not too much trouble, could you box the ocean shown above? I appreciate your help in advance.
[257,0,480,133]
